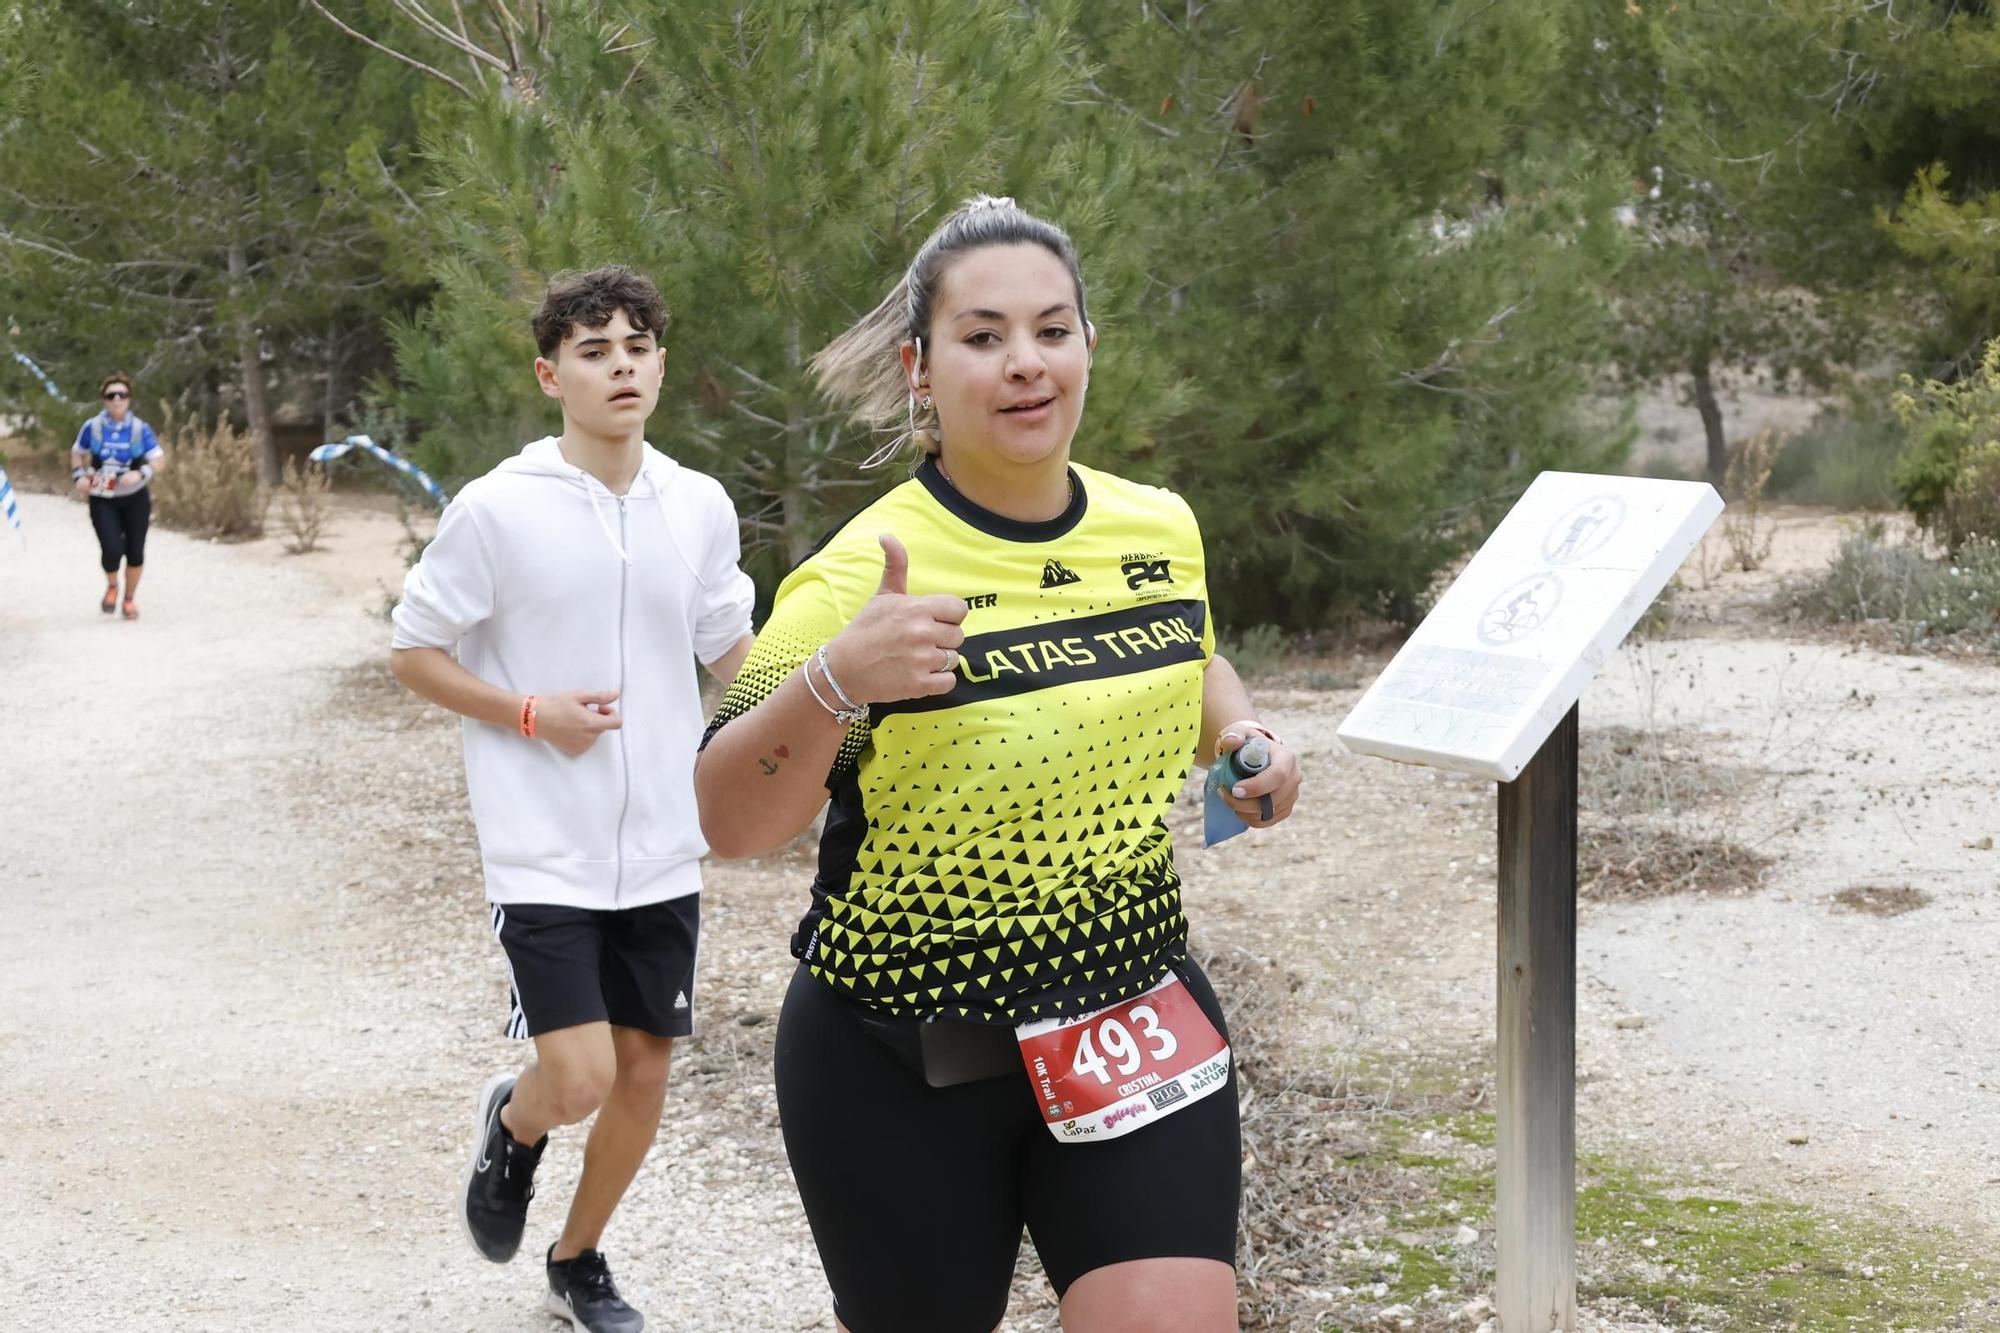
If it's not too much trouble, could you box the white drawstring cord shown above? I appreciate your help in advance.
[581,469,632,565]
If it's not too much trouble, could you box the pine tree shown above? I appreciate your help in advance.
[0,0,426,479]
[1562,0,1904,487]
[341,1,1668,626]
[1845,2,2000,375]
[369,0,1159,590]
[1070,0,1633,624]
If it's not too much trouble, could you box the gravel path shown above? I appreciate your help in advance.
[0,492,831,1331]
[7,490,1989,1330]
[1577,634,2000,1242]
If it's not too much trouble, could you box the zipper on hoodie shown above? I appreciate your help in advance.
[613,493,633,907]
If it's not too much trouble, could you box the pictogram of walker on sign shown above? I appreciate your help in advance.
[1336,471,1722,1333]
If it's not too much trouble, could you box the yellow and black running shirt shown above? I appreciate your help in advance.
[706,457,1213,1025]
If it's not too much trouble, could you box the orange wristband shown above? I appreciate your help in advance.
[520,694,538,739]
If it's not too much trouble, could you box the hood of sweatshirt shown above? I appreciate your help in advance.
[493,436,688,569]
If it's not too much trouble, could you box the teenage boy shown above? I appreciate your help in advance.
[390,265,755,1333]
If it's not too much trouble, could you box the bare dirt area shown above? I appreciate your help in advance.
[6,486,1999,1330]
[1574,515,2000,1246]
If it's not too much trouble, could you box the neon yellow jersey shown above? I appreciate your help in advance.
[705,458,1214,1024]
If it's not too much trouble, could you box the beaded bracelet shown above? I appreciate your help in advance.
[519,694,538,739]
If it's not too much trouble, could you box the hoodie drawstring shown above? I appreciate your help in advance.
[650,475,707,588]
[583,471,632,565]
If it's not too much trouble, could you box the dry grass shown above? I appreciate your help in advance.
[1831,885,1931,917]
[149,405,267,539]
[1581,725,1745,819]
[274,455,333,554]
[1721,429,1785,573]
[1579,718,1775,901]
[1581,823,1773,902]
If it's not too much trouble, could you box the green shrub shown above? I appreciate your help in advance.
[1627,449,1699,484]
[1790,526,2000,645]
[1220,623,1287,678]
[1765,401,1902,509]
[1892,339,2000,549]
[1942,442,2000,550]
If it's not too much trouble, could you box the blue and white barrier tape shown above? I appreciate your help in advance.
[0,462,23,547]
[10,351,66,401]
[308,434,448,508]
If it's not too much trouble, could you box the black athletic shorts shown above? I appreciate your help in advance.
[490,895,700,1041]
[773,953,1240,1333]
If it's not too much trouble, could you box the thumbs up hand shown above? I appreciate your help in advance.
[822,534,969,704]
[875,530,911,596]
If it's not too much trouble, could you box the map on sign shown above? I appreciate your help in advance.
[1336,472,1722,781]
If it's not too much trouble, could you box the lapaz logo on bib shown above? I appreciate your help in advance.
[1015,973,1230,1143]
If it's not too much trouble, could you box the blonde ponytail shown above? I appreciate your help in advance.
[808,275,938,467]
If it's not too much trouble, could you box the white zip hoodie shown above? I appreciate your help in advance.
[391,437,754,910]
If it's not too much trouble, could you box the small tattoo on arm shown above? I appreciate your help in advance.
[758,756,780,775]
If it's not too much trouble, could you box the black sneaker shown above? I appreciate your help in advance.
[458,1072,545,1262]
[546,1246,646,1332]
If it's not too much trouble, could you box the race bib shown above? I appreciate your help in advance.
[1015,973,1231,1143]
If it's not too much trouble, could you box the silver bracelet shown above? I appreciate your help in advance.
[801,657,843,721]
[812,645,869,725]
[806,649,868,726]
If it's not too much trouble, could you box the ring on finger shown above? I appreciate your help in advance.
[940,647,959,673]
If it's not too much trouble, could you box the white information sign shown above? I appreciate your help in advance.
[1337,472,1722,781]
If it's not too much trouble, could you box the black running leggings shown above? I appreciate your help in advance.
[773,956,1241,1333]
[88,489,151,573]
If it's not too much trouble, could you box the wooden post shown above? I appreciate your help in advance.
[1495,703,1579,1332]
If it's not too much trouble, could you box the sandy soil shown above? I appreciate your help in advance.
[5,486,1997,1330]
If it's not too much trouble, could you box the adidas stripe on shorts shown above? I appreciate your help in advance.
[490,896,700,1040]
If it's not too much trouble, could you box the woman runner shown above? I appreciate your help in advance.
[69,371,163,620]
[695,195,1303,1333]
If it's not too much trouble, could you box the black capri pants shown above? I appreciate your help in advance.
[773,955,1240,1333]
[88,489,151,572]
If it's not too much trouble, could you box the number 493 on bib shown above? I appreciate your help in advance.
[1014,973,1231,1143]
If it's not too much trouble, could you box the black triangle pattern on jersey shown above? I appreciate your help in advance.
[703,461,1214,1025]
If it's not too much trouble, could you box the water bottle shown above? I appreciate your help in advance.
[1221,735,1274,822]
